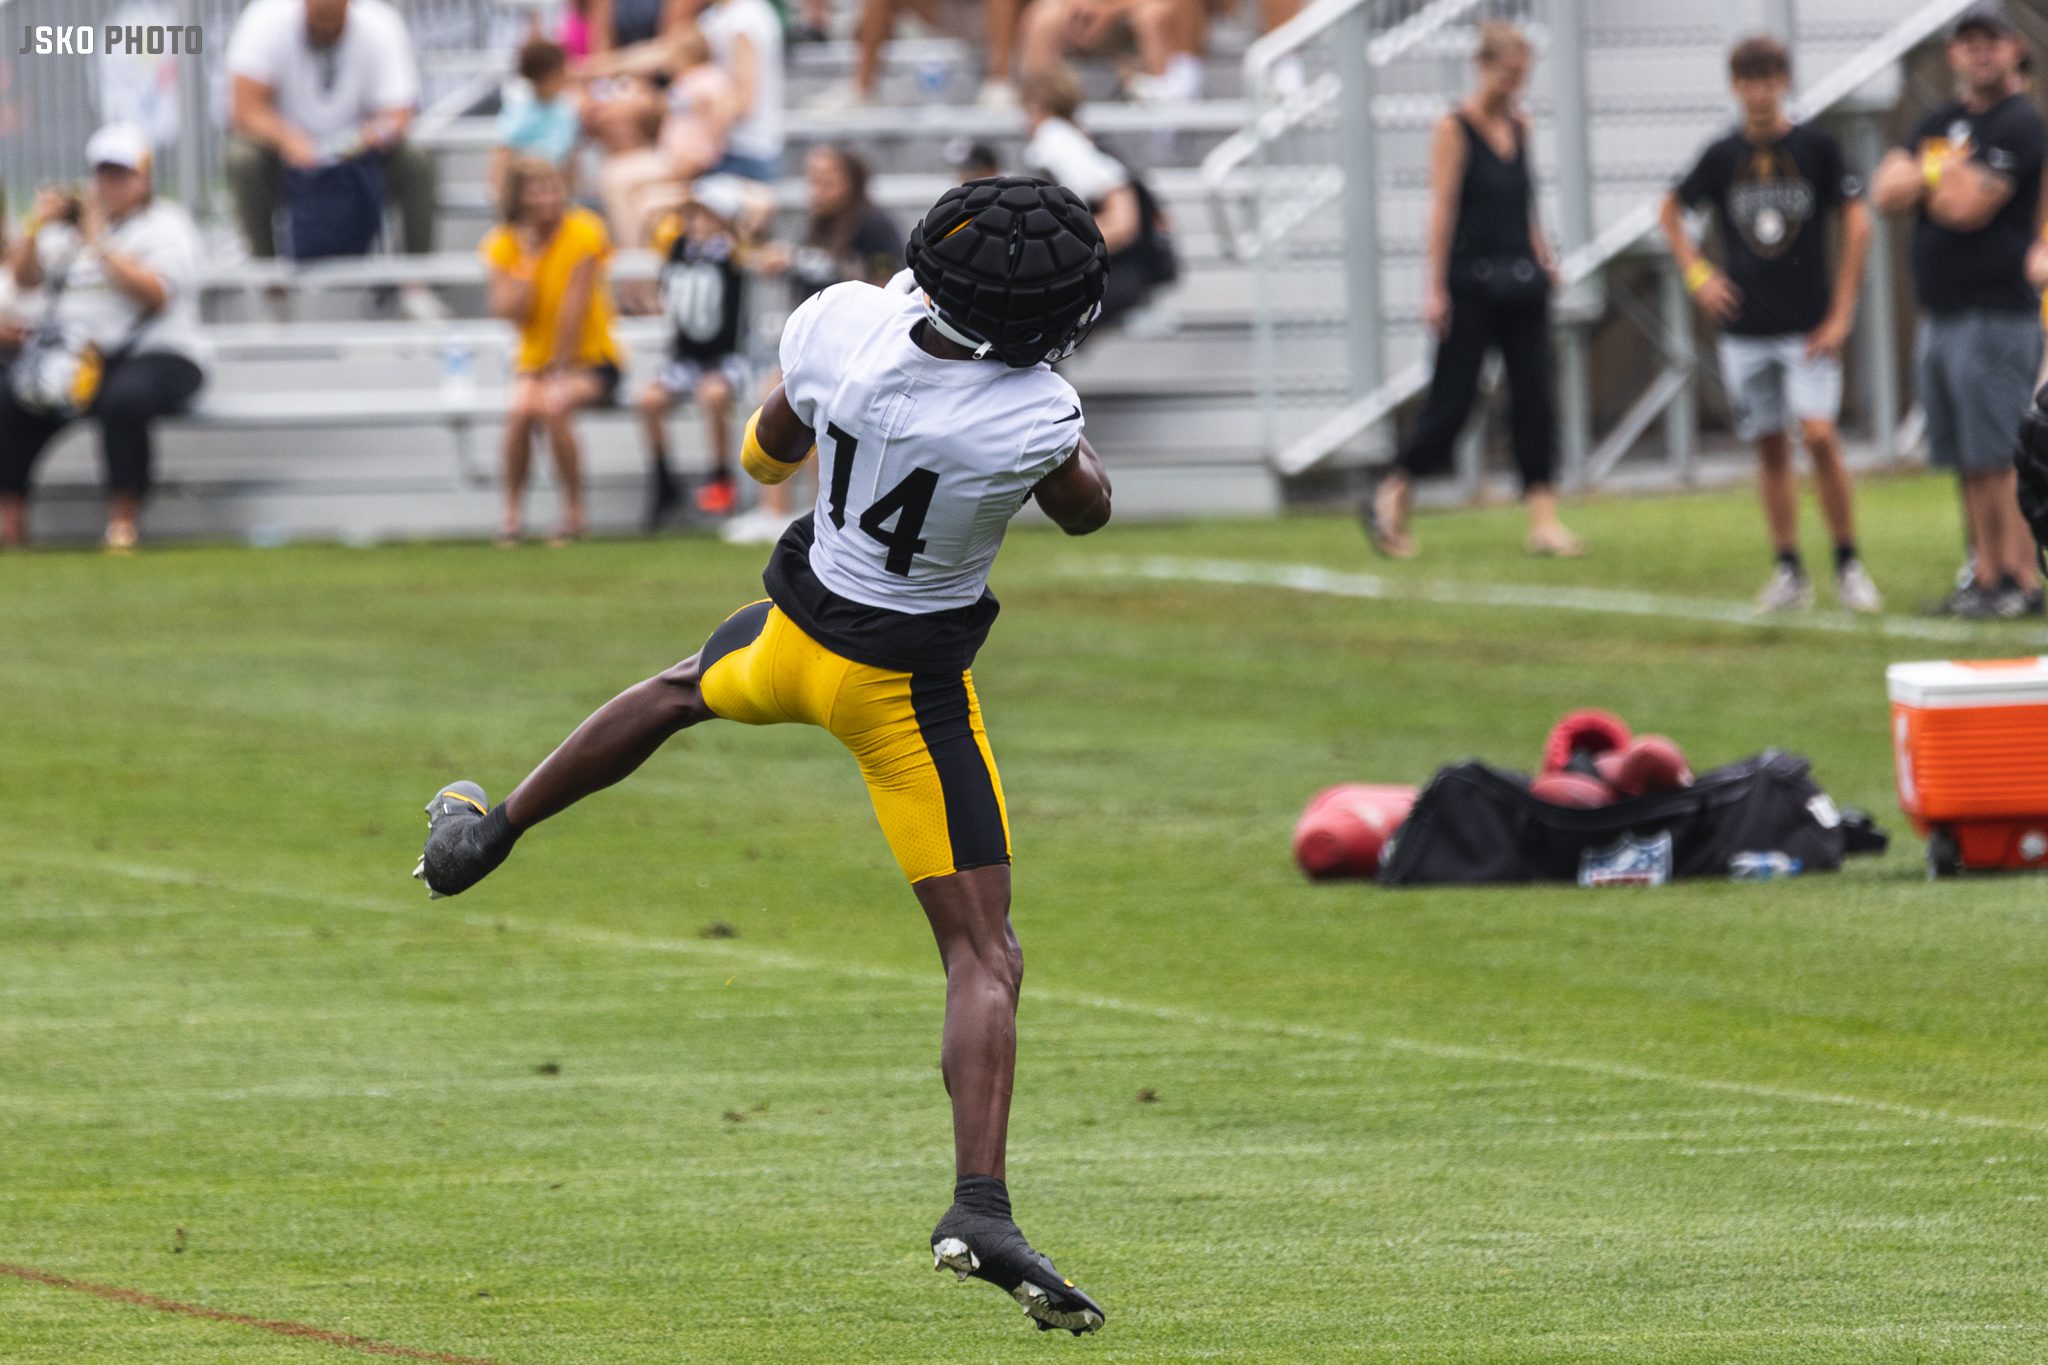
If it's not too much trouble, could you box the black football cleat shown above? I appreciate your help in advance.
[932,1195,1104,1336]
[412,781,516,898]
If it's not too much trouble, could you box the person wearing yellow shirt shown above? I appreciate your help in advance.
[480,158,624,545]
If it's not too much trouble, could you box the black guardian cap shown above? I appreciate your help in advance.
[905,176,1107,368]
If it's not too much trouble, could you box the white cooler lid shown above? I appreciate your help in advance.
[1887,658,2048,708]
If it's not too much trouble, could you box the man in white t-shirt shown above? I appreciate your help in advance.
[699,0,785,182]
[224,0,438,274]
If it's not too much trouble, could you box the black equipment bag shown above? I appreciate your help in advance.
[1378,750,1847,887]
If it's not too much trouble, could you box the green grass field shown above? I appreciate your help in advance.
[7,474,2048,1363]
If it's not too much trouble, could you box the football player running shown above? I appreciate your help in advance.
[412,178,1112,1336]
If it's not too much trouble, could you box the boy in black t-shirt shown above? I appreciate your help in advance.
[635,176,754,530]
[1662,35,1877,615]
[1873,0,2046,619]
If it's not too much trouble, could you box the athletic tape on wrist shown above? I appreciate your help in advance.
[740,408,809,485]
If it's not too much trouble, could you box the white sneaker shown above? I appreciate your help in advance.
[719,508,796,545]
[1756,565,1814,613]
[397,283,450,322]
[806,79,876,113]
[1127,54,1203,105]
[1835,560,1884,615]
[976,79,1018,109]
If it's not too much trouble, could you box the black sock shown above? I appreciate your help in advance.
[953,1174,1012,1221]
[1775,550,1804,577]
[1999,573,2022,593]
[1834,543,1858,572]
[479,803,523,855]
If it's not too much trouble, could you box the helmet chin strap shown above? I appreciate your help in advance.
[922,294,996,360]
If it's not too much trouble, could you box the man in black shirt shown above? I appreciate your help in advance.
[1663,35,1876,615]
[1873,0,2046,618]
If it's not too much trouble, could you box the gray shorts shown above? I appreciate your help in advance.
[1718,334,1842,441]
[655,354,750,398]
[1917,310,2042,476]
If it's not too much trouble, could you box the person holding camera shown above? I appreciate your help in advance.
[0,125,208,552]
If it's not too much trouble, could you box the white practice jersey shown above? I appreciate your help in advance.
[778,281,1085,616]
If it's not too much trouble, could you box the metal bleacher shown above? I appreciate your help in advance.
[22,0,1991,542]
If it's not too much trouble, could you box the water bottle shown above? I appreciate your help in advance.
[1730,851,1801,881]
[916,56,951,103]
[440,343,475,404]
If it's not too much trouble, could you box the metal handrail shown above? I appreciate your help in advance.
[1272,0,1985,477]
[1200,0,1502,260]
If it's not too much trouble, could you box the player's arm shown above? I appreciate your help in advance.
[1033,434,1112,536]
[1927,156,2015,232]
[742,383,816,484]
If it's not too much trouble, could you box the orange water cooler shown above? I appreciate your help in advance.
[1888,658,2048,877]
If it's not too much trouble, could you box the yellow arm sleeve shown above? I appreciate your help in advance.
[740,408,812,485]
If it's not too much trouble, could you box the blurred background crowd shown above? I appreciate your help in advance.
[3,0,2048,624]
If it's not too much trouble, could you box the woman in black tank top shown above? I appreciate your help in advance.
[1367,21,1582,559]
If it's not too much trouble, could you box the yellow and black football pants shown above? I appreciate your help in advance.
[697,601,1012,884]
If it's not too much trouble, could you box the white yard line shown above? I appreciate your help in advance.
[1088,555,2006,644]
[9,851,2046,1139]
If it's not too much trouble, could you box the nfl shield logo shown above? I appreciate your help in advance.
[1578,831,1674,888]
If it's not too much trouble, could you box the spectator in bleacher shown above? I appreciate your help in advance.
[637,176,754,529]
[225,0,443,319]
[593,0,675,54]
[791,0,832,45]
[948,139,1004,183]
[727,146,904,544]
[1019,0,1208,103]
[776,146,904,302]
[481,158,625,547]
[590,27,738,248]
[1365,21,1578,561]
[1660,35,1880,615]
[822,0,1024,109]
[1022,69,1176,328]
[1872,0,2045,618]
[561,0,596,60]
[493,38,583,205]
[0,126,207,552]
[698,0,787,184]
[0,211,27,358]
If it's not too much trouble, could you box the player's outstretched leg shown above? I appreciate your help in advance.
[932,1179,1106,1335]
[411,656,712,897]
[916,865,1104,1335]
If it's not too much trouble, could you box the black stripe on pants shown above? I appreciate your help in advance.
[908,672,1009,874]
[1397,289,1556,492]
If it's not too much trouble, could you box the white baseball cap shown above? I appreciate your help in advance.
[687,174,751,226]
[86,123,152,175]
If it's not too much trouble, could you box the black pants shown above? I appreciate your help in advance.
[1398,288,1556,492]
[0,352,204,499]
